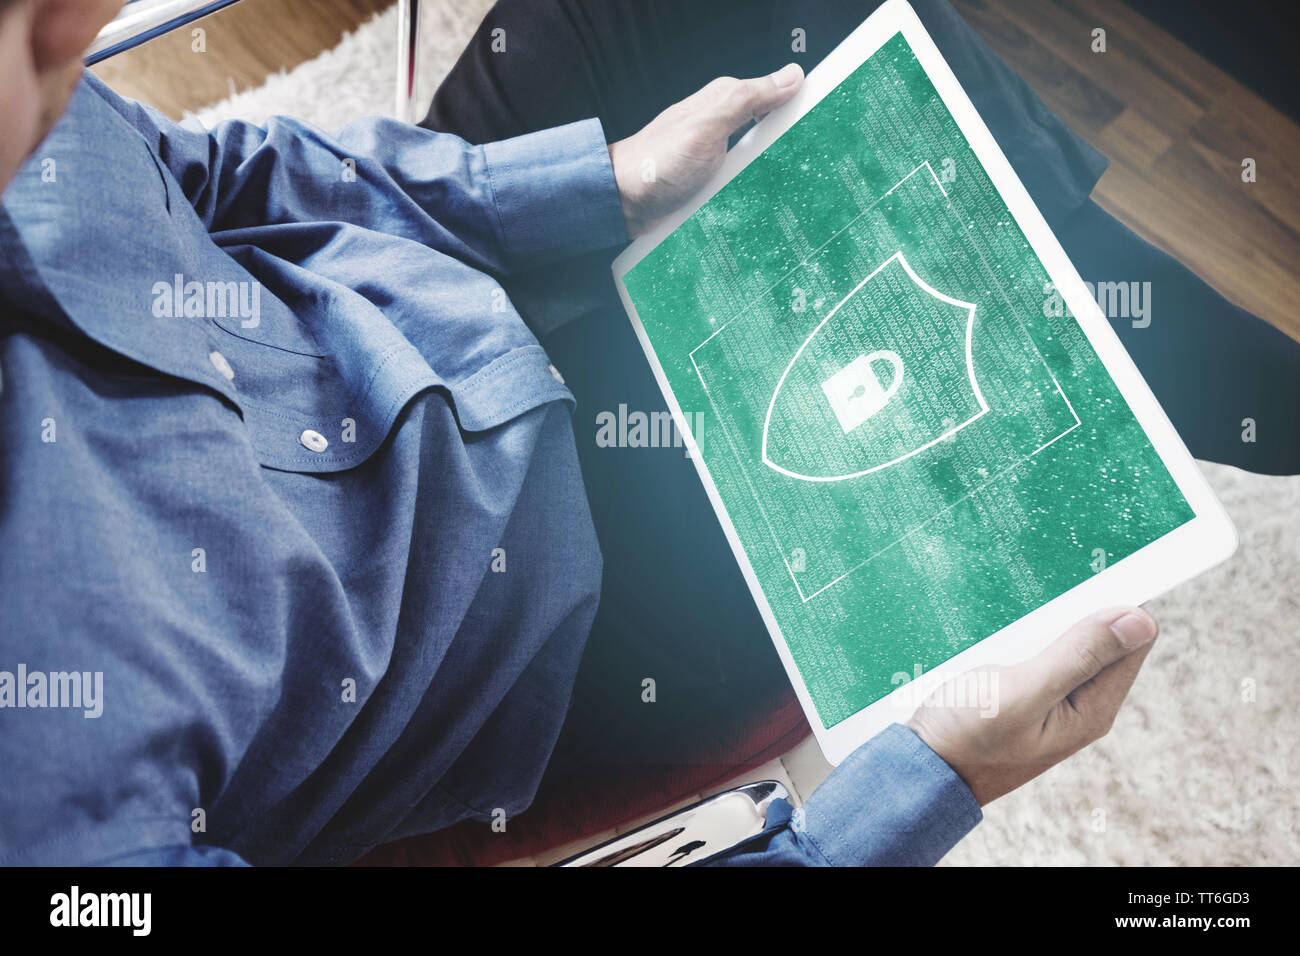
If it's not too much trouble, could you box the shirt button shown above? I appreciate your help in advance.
[300,429,329,452]
[548,363,565,384]
[209,350,235,380]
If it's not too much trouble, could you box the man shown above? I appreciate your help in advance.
[4,0,1275,866]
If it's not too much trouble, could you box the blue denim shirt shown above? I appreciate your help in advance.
[0,73,979,866]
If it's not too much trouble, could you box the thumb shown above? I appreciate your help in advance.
[709,63,804,136]
[1018,606,1158,713]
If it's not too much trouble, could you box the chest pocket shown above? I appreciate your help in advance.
[209,281,574,474]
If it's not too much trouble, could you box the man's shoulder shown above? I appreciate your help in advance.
[75,70,167,141]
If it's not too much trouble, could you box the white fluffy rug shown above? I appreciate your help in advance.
[189,2,1299,866]
[945,462,1299,866]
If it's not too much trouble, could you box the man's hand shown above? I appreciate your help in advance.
[608,63,804,239]
[907,606,1159,806]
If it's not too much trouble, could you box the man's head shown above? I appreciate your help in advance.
[0,0,123,195]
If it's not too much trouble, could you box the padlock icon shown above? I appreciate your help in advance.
[819,350,904,434]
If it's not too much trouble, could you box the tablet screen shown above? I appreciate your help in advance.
[619,28,1195,728]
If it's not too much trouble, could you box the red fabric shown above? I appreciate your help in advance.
[355,691,810,866]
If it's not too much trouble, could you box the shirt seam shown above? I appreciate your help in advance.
[483,144,514,261]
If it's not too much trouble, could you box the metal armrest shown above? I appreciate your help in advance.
[554,781,790,867]
[87,0,245,65]
[395,0,422,123]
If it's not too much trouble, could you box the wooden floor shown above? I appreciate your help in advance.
[91,0,1299,340]
[90,0,391,116]
[953,0,1300,340]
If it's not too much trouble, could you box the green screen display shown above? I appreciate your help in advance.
[621,31,1194,727]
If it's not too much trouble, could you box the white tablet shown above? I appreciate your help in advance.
[611,0,1237,764]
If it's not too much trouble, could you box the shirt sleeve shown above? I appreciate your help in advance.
[691,723,983,866]
[80,72,628,275]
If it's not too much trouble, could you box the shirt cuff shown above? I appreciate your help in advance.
[482,118,628,268]
[797,722,983,866]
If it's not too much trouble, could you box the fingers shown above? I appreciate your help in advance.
[701,63,804,137]
[1019,606,1159,713]
[1066,637,1156,729]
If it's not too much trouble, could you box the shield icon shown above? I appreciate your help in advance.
[761,252,986,482]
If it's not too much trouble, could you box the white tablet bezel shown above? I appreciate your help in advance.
[611,0,1238,765]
